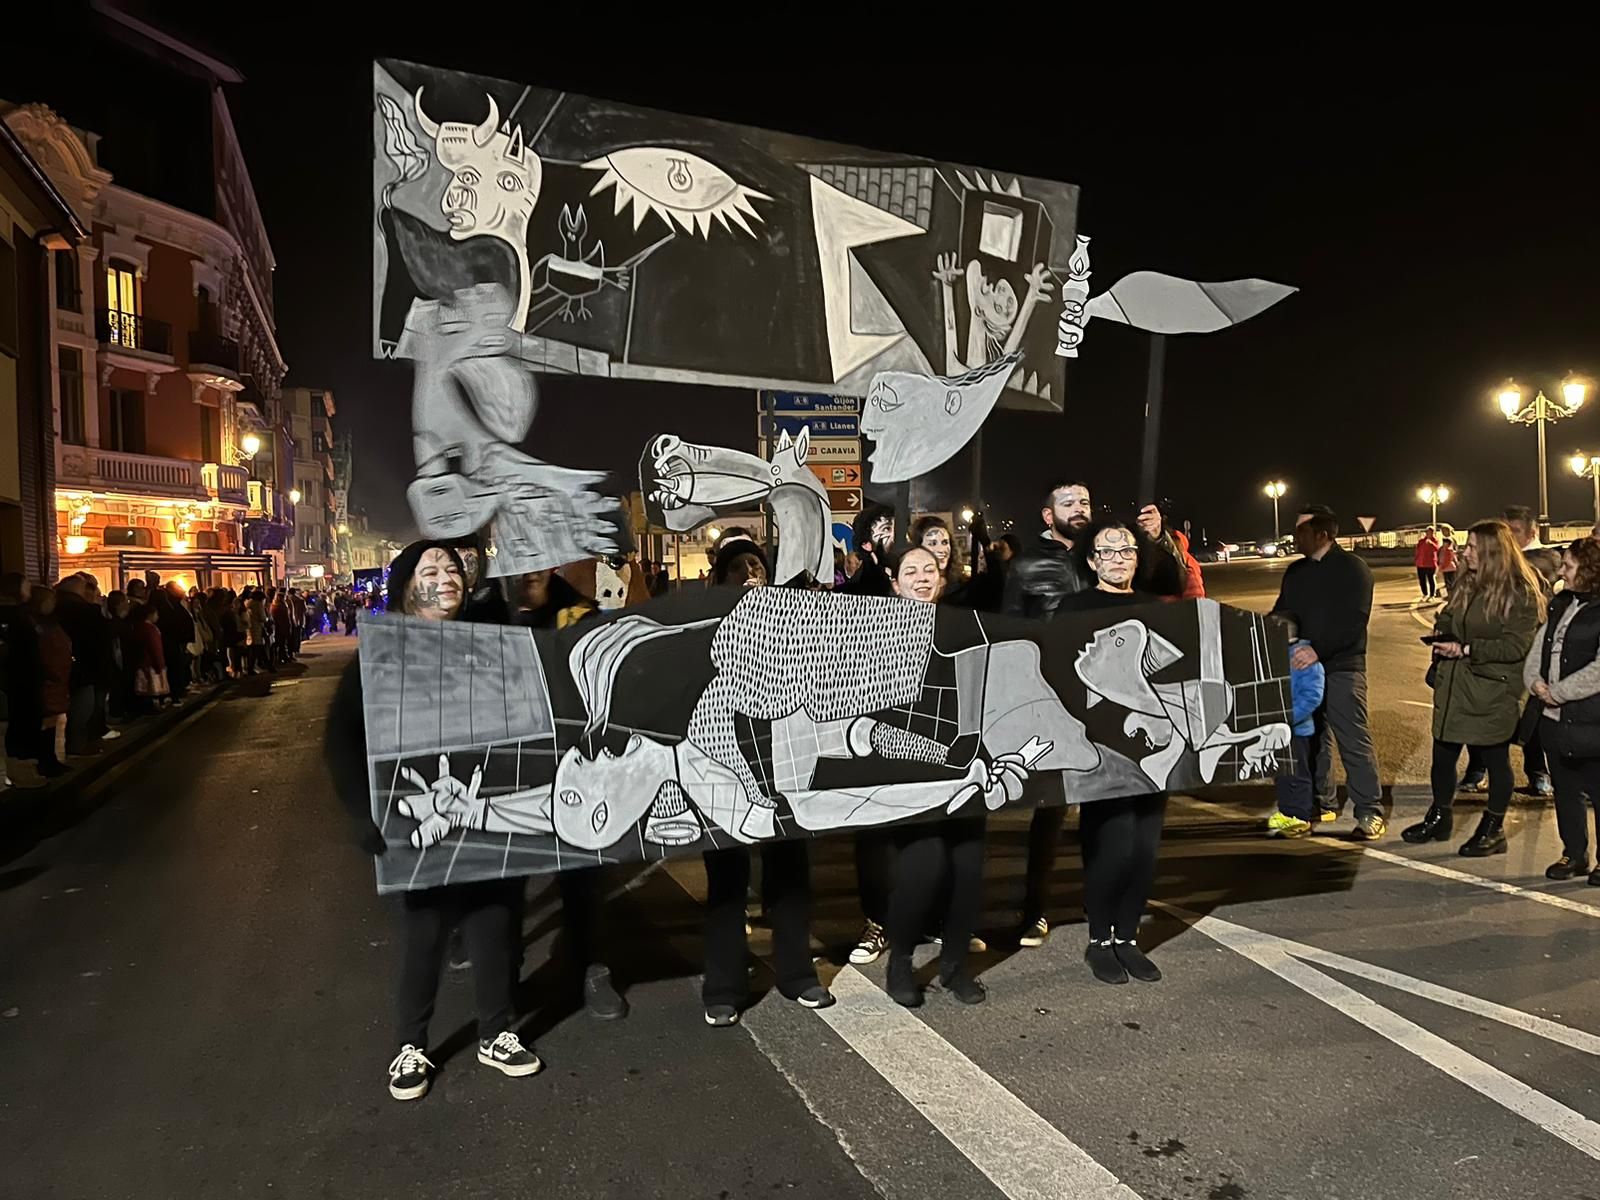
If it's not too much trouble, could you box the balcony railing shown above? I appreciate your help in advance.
[202,462,250,505]
[58,444,208,499]
[97,308,172,357]
[188,331,241,376]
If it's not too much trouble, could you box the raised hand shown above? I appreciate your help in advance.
[932,252,962,286]
[396,753,485,849]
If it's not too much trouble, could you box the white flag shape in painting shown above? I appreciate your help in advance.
[1084,272,1296,336]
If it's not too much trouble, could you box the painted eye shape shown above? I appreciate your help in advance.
[1114,636,1126,648]
[457,168,480,186]
[496,171,522,191]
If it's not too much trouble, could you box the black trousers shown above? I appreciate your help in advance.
[1547,752,1600,863]
[885,815,986,976]
[1023,802,1068,922]
[1417,567,1436,597]
[854,827,895,926]
[396,879,522,1050]
[703,840,816,1007]
[557,866,605,972]
[1080,793,1167,941]
[1434,739,1511,817]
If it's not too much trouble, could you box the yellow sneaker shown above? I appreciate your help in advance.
[1266,811,1312,838]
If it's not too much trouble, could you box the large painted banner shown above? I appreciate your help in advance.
[374,60,1080,413]
[360,591,1291,893]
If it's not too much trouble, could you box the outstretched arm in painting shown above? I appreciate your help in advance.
[396,754,553,848]
[933,252,965,375]
[1002,263,1055,357]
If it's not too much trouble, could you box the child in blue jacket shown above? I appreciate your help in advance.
[1267,617,1326,837]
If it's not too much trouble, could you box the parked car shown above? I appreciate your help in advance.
[1257,536,1296,559]
[1191,537,1241,563]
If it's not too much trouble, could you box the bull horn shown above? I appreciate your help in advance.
[473,94,500,147]
[412,87,440,138]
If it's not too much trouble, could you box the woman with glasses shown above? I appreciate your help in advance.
[1057,519,1168,985]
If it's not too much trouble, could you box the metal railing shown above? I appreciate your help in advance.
[58,445,206,496]
[188,331,240,374]
[97,308,172,356]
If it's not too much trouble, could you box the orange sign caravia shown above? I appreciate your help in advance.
[809,464,862,488]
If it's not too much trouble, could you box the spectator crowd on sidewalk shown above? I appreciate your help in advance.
[1,570,330,790]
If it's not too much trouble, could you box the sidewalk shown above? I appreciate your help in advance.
[0,676,233,856]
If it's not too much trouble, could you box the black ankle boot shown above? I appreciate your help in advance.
[886,953,923,1008]
[1084,939,1128,985]
[1458,813,1507,857]
[1401,805,1453,844]
[939,969,987,1005]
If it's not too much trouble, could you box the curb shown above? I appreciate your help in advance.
[0,678,232,841]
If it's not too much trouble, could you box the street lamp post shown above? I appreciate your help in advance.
[1570,453,1600,525]
[1417,484,1450,527]
[1263,481,1286,540]
[1499,375,1588,537]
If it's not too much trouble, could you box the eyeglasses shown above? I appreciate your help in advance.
[1094,547,1138,562]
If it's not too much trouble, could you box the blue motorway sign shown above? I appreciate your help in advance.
[771,413,860,438]
[762,392,861,415]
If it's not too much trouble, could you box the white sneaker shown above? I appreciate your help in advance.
[478,1030,542,1077]
[100,729,123,741]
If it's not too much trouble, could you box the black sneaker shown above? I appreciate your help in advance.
[1546,856,1591,881]
[794,985,836,1010]
[387,1044,434,1101]
[704,1004,741,1027]
[1085,939,1129,985]
[939,971,987,1005]
[583,964,628,1020]
[1112,939,1162,983]
[477,1030,542,1077]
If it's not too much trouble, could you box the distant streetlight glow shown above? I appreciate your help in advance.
[1572,452,1600,523]
[288,488,302,504]
[1417,484,1451,525]
[65,535,89,555]
[707,526,722,543]
[170,537,189,554]
[308,564,325,579]
[240,433,261,457]
[960,507,975,524]
[1263,480,1287,539]
[1498,374,1590,535]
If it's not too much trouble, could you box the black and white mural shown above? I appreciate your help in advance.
[359,592,1291,893]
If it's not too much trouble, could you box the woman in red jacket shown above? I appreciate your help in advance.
[1438,532,1459,597]
[131,603,170,710]
[1415,528,1440,599]
[31,587,72,769]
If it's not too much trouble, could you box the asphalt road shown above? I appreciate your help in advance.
[3,574,1596,1200]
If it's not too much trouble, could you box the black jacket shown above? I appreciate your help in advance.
[54,592,112,689]
[325,656,385,856]
[1272,544,1374,672]
[1538,590,1600,751]
[1002,534,1094,619]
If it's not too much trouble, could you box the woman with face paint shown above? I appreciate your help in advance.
[1055,520,1168,986]
[911,514,965,596]
[324,541,542,1101]
[877,546,990,1008]
[701,535,835,1026]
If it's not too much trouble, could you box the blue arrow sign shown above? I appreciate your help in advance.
[763,391,861,416]
[771,414,860,438]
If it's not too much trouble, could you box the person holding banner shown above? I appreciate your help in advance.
[325,541,542,1101]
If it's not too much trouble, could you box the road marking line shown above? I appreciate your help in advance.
[658,860,1139,1199]
[1166,906,1600,1055]
[1180,796,1600,920]
[815,967,1142,1200]
[1183,910,1600,1161]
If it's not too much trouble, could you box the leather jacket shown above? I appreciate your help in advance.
[1002,534,1094,619]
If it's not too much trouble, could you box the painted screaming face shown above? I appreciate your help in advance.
[894,547,944,604]
[861,357,1014,484]
[871,515,895,550]
[1091,525,1138,589]
[552,736,682,850]
[408,547,464,620]
[920,525,952,570]
[970,261,1020,334]
[456,545,480,589]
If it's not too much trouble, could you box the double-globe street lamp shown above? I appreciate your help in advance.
[1498,376,1588,536]
[1570,453,1600,525]
[1263,480,1287,540]
[1417,484,1450,527]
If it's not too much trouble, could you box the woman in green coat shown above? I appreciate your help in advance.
[1404,520,1546,856]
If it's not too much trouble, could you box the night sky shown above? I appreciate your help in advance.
[15,16,1600,542]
